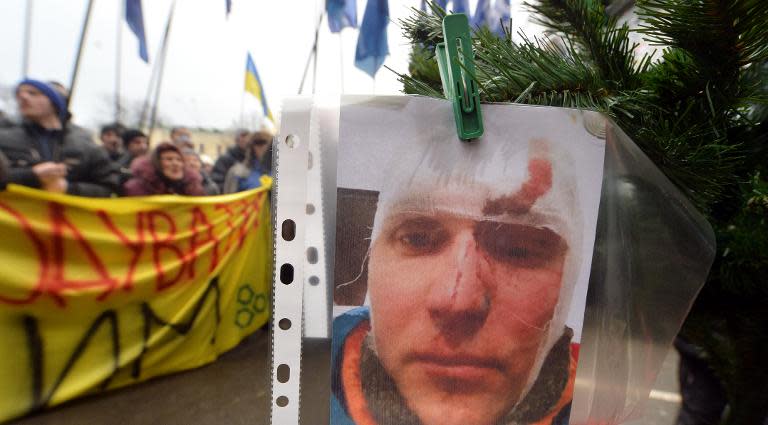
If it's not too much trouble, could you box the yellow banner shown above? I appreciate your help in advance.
[0,178,273,422]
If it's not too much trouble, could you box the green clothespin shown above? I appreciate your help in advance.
[435,13,483,141]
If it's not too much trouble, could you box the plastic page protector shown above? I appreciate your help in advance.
[330,96,605,425]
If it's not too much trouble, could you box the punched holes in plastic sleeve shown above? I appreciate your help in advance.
[278,318,292,330]
[277,364,291,383]
[284,134,299,149]
[281,219,296,241]
[306,247,318,264]
[276,396,289,407]
[279,264,294,284]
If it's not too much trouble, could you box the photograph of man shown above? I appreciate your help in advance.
[330,97,605,425]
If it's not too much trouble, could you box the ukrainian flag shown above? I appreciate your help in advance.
[245,53,273,122]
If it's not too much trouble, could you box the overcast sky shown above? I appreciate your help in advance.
[0,0,539,131]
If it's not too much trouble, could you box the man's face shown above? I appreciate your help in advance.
[101,130,121,153]
[15,85,57,123]
[171,128,193,148]
[127,137,149,158]
[368,211,567,425]
[236,132,250,149]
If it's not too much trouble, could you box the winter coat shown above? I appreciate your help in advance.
[105,148,123,163]
[0,150,9,191]
[210,145,246,188]
[222,161,266,194]
[115,153,141,188]
[0,113,13,129]
[123,155,205,197]
[330,307,576,425]
[0,122,119,197]
[201,172,220,195]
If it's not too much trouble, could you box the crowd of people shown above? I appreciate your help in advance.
[0,79,273,197]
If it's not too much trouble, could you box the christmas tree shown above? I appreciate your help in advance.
[399,1,767,424]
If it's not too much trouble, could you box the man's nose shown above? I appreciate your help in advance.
[427,231,490,338]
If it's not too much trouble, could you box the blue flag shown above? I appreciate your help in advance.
[125,0,149,63]
[424,0,469,15]
[472,0,510,36]
[451,0,469,14]
[327,0,357,33]
[354,0,389,78]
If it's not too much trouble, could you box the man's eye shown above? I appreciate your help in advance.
[475,222,567,268]
[389,218,448,256]
[400,231,436,249]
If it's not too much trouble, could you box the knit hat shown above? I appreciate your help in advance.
[16,79,68,123]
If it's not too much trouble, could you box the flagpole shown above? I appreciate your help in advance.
[141,1,174,131]
[298,11,324,94]
[68,0,96,109]
[115,0,125,123]
[239,90,245,127]
[312,18,321,94]
[21,0,33,78]
[139,54,159,130]
[148,1,177,144]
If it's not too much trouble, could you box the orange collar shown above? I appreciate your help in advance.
[341,320,377,425]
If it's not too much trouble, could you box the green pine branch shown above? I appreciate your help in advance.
[400,1,768,422]
[525,0,648,89]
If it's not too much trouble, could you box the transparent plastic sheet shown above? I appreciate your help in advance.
[569,121,716,424]
[270,96,339,425]
[271,97,716,425]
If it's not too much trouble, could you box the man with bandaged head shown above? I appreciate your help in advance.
[332,118,586,425]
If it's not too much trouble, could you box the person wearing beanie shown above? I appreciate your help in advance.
[123,142,204,196]
[0,79,119,197]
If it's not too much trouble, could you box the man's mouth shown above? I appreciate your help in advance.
[410,352,503,383]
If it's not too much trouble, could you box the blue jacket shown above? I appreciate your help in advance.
[331,306,370,425]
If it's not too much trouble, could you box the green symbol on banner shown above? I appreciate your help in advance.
[235,284,268,328]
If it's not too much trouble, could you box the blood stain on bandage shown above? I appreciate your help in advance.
[483,157,553,215]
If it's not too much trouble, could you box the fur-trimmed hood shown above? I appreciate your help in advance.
[122,145,204,196]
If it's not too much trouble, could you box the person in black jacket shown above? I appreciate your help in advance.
[0,150,9,191]
[210,128,250,188]
[100,122,125,162]
[0,79,119,197]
